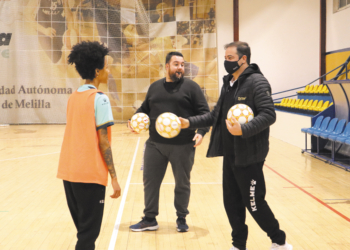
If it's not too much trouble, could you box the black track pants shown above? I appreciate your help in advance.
[63,181,106,250]
[222,155,286,250]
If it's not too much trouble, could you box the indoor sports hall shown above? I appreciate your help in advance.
[1,0,350,250]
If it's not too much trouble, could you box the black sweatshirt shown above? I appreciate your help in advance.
[136,77,210,145]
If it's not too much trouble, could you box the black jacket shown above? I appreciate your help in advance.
[188,64,276,166]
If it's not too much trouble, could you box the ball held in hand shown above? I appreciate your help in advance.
[156,112,181,138]
[227,104,254,125]
[130,113,150,133]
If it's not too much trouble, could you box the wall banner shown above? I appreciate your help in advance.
[0,0,218,124]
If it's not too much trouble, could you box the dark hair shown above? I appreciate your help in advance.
[224,41,251,64]
[165,51,184,64]
[68,41,109,80]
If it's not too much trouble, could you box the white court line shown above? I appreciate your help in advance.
[0,152,60,162]
[323,199,350,200]
[108,137,140,250]
[0,137,62,141]
[130,182,222,185]
[0,136,137,141]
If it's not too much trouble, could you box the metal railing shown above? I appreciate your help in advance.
[272,56,350,102]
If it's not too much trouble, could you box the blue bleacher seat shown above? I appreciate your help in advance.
[301,116,323,134]
[306,117,331,135]
[320,119,346,139]
[330,122,350,143]
[313,118,338,137]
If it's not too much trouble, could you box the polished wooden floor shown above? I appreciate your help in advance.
[0,124,350,250]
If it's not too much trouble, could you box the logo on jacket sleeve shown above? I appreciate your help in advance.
[238,97,246,101]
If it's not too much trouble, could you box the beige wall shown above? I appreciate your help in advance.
[270,111,311,149]
[214,1,350,148]
[215,0,350,92]
[327,0,350,52]
[239,0,320,98]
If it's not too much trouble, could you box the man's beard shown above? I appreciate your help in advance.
[169,70,184,82]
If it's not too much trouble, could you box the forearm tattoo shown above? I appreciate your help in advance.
[99,128,116,178]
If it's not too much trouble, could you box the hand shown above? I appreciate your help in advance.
[43,27,56,38]
[193,133,203,147]
[179,117,190,129]
[128,120,139,134]
[110,177,121,198]
[225,118,242,136]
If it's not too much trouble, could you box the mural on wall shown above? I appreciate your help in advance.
[0,0,218,123]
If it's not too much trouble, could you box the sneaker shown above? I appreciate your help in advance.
[270,242,293,250]
[229,247,248,250]
[129,217,159,232]
[176,217,189,232]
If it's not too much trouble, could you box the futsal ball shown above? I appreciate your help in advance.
[130,113,150,133]
[156,112,181,138]
[227,104,254,125]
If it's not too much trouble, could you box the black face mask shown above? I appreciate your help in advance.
[224,58,242,75]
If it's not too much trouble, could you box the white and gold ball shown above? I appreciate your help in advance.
[227,104,254,125]
[156,112,181,138]
[130,113,150,133]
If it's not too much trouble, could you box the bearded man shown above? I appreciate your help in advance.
[128,51,210,233]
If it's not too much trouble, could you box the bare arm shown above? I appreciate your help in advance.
[24,0,57,37]
[24,0,39,22]
[98,127,116,177]
[98,127,121,198]
[63,0,75,30]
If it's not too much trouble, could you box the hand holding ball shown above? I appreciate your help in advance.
[156,112,181,138]
[130,113,150,133]
[227,104,254,125]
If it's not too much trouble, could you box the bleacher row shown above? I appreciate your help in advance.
[275,99,333,115]
[301,116,350,160]
[297,84,329,94]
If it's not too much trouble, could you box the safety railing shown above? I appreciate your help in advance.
[272,56,350,102]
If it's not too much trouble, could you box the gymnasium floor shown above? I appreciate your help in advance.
[0,124,350,250]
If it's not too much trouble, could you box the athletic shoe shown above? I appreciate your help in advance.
[129,217,159,232]
[176,216,189,232]
[229,247,248,250]
[270,242,293,250]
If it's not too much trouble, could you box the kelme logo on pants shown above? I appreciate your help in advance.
[250,179,257,212]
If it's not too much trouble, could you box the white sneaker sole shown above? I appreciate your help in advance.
[177,227,189,232]
[130,225,159,232]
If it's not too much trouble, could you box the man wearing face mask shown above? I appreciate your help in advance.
[128,51,210,233]
[179,42,292,250]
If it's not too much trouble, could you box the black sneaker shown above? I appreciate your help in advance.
[176,217,189,232]
[130,217,159,232]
